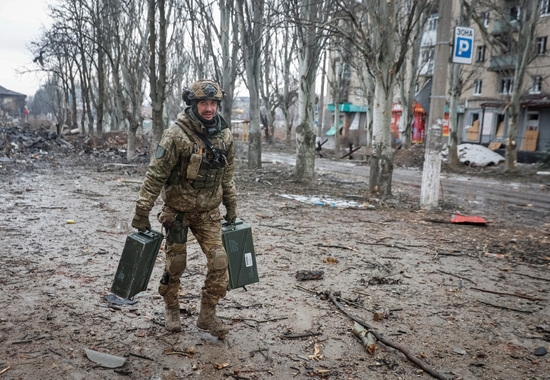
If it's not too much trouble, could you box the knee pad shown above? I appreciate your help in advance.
[167,253,187,276]
[208,246,228,271]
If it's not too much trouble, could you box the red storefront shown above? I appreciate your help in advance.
[391,103,448,143]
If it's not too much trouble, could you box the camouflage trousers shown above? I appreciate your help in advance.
[157,205,229,308]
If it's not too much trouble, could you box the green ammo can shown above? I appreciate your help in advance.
[222,218,259,290]
[111,230,163,299]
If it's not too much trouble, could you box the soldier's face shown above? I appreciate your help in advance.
[197,100,218,120]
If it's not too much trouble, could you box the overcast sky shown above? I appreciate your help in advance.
[0,0,51,97]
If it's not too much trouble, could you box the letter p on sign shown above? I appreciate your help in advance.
[453,26,474,65]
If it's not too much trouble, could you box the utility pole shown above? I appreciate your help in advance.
[420,0,452,208]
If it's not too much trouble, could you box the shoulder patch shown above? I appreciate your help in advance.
[155,145,166,159]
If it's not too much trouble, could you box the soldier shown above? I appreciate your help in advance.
[131,79,237,340]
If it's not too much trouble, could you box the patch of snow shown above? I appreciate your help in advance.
[278,194,364,208]
[442,143,504,167]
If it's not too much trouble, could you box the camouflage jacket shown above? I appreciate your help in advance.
[135,108,236,215]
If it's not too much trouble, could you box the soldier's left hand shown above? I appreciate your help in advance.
[132,213,151,231]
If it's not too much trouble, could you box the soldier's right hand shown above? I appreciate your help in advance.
[132,214,151,232]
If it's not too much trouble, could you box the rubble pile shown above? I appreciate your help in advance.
[0,122,150,164]
[0,125,68,158]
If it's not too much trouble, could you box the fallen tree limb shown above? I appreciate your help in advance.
[327,292,450,380]
[0,365,10,375]
[314,243,357,251]
[514,272,550,282]
[129,352,154,361]
[438,270,476,284]
[280,332,322,340]
[477,300,535,313]
[227,316,288,323]
[357,241,407,250]
[471,287,546,302]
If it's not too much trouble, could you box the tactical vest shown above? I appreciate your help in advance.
[179,123,228,189]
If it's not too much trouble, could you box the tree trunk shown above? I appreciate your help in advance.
[505,104,519,171]
[448,63,461,166]
[148,0,167,153]
[127,125,137,160]
[236,0,263,169]
[95,0,106,136]
[401,18,422,149]
[247,78,262,168]
[504,0,539,171]
[295,10,319,181]
[220,0,238,125]
[368,79,393,196]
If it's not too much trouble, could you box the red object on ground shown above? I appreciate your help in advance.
[450,214,487,225]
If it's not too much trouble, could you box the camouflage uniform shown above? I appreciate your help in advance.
[134,101,236,337]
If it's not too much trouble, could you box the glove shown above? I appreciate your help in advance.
[132,213,151,232]
[224,206,237,224]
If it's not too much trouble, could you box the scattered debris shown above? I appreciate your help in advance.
[213,362,230,370]
[104,294,138,305]
[373,309,389,321]
[0,365,10,375]
[84,348,126,368]
[327,292,449,380]
[353,322,377,354]
[295,270,324,281]
[453,347,467,355]
[308,343,323,360]
[366,276,401,285]
[450,214,487,225]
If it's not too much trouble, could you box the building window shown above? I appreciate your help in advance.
[531,76,542,93]
[537,36,547,54]
[473,79,483,95]
[476,45,486,62]
[526,112,540,131]
[420,47,435,74]
[499,78,514,94]
[427,14,439,31]
[541,0,550,16]
[510,6,520,21]
[482,11,490,27]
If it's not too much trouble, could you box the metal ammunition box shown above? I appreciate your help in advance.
[222,218,259,290]
[111,230,163,299]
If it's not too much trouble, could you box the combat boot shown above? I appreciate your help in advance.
[159,279,181,332]
[197,298,228,340]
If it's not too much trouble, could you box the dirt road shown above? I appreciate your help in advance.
[0,150,549,380]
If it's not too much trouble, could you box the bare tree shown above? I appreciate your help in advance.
[237,0,265,169]
[332,0,435,196]
[398,9,427,149]
[260,2,300,145]
[102,0,148,159]
[502,0,541,171]
[219,0,240,124]
[286,0,331,180]
[147,0,169,148]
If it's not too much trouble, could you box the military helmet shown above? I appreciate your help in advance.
[182,79,226,105]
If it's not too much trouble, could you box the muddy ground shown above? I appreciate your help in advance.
[0,125,549,380]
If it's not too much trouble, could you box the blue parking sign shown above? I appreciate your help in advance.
[453,26,474,64]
